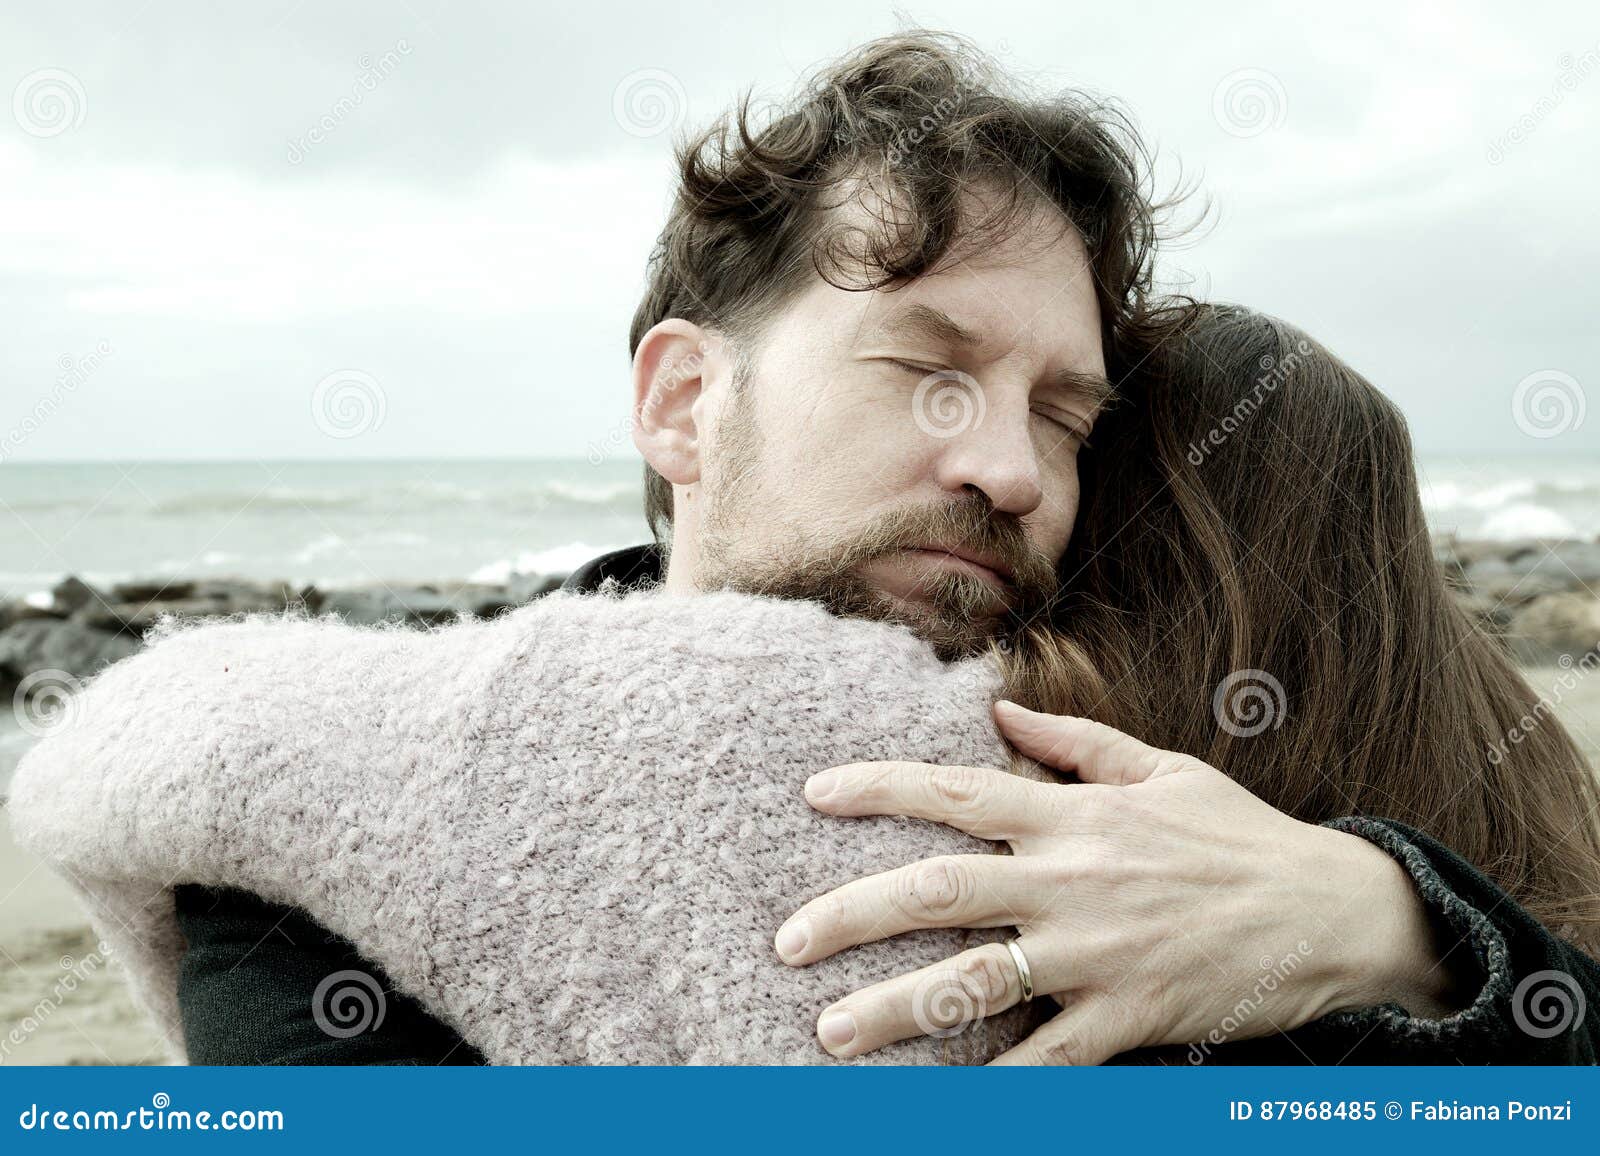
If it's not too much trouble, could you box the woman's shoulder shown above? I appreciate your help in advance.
[489,588,1006,777]
[510,586,978,680]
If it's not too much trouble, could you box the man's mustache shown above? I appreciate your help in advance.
[826,499,1059,607]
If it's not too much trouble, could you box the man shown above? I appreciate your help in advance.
[173,32,1585,1065]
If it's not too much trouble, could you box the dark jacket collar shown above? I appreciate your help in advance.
[561,543,663,594]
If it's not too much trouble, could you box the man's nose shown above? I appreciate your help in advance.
[926,385,1043,516]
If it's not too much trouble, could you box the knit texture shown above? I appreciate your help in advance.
[9,588,1047,1064]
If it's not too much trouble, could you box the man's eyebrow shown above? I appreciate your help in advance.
[877,302,983,348]
[1042,368,1117,410]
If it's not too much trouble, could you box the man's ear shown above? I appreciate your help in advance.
[631,319,716,486]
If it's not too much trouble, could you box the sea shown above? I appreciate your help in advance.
[1,454,1597,604]
[1,453,1596,790]
[0,458,652,604]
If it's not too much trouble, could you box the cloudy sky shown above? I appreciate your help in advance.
[2,0,1595,460]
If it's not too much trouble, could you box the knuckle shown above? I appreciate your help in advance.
[1036,1030,1088,1066]
[927,764,983,809]
[897,857,971,920]
[955,944,1015,1008]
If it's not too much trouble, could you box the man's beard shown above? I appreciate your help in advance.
[696,380,1060,661]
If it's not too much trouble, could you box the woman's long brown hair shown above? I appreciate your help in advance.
[1003,302,1600,950]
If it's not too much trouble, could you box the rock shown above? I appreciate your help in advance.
[1450,589,1512,632]
[1433,541,1467,589]
[298,581,529,626]
[1462,557,1569,607]
[50,575,106,616]
[1504,594,1600,666]
[73,599,237,636]
[1463,541,1600,600]
[1515,541,1600,590]
[1451,538,1538,567]
[434,583,517,620]
[318,586,458,627]
[110,578,195,603]
[66,578,300,636]
[507,573,568,604]
[0,601,62,630]
[185,578,297,613]
[1464,554,1524,583]
[0,618,141,697]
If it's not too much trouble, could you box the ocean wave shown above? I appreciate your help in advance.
[150,550,241,573]
[137,479,641,517]
[1473,504,1580,541]
[1422,477,1600,511]
[290,533,352,565]
[1422,479,1536,511]
[147,488,370,515]
[541,480,638,505]
[1421,471,1600,541]
[469,542,620,583]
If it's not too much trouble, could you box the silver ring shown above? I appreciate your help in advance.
[1005,937,1035,1003]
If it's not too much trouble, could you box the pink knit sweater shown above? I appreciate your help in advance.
[9,589,1044,1063]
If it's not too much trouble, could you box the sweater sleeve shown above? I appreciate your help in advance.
[1288,817,1599,1063]
[1136,817,1598,1066]
[173,885,484,1066]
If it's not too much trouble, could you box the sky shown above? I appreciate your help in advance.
[1,0,1596,461]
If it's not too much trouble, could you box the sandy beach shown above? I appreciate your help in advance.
[0,803,172,1064]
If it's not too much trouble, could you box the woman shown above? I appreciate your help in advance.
[1038,303,1600,951]
[12,306,1598,1064]
[994,302,1600,1062]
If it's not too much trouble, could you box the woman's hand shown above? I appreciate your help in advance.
[775,701,1464,1064]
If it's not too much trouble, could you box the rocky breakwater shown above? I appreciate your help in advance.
[1436,537,1600,666]
[0,571,569,709]
[3,536,1599,719]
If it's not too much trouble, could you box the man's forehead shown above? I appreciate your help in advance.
[814,178,1100,335]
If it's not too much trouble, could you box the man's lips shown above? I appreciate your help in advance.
[905,546,1013,589]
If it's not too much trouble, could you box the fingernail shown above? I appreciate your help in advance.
[805,771,838,801]
[818,1009,856,1049]
[995,699,1027,713]
[775,919,809,961]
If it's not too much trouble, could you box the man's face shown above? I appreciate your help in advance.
[687,202,1106,658]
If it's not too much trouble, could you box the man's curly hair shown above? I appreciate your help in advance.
[631,31,1165,541]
